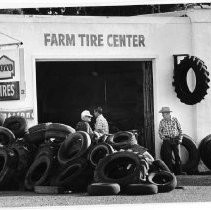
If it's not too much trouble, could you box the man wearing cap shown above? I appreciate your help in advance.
[158,106,183,175]
[75,110,94,135]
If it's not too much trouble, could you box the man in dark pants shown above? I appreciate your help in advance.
[158,107,183,175]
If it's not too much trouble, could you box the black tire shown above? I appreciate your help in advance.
[9,141,35,177]
[148,171,177,192]
[123,183,158,195]
[44,130,69,143]
[3,116,28,138]
[172,55,210,105]
[28,123,51,134]
[35,142,60,160]
[24,154,55,190]
[51,158,93,192]
[180,134,200,173]
[149,159,171,173]
[57,132,91,165]
[26,130,46,146]
[87,142,114,167]
[46,123,75,134]
[106,131,137,150]
[160,134,199,174]
[0,126,16,146]
[198,134,211,169]
[0,148,18,188]
[87,183,120,196]
[94,151,144,187]
[34,186,67,194]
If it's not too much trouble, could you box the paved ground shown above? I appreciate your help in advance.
[0,176,210,207]
[0,186,210,207]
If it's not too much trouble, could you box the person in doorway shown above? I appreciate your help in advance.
[94,106,109,135]
[158,106,184,175]
[75,110,94,135]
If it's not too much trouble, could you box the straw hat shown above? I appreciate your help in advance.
[159,107,172,113]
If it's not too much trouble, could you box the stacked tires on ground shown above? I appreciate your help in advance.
[0,116,178,195]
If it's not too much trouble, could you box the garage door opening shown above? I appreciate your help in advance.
[36,60,155,155]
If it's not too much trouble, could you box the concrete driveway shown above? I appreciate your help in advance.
[0,176,210,207]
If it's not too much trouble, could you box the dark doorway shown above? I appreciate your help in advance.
[36,60,155,155]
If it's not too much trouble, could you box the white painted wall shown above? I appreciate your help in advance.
[0,11,209,157]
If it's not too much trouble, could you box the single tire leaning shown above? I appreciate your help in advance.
[87,183,120,196]
[148,171,177,192]
[24,154,55,190]
[0,126,16,146]
[51,158,93,192]
[3,116,28,138]
[204,140,211,169]
[198,134,211,170]
[57,131,91,165]
[180,134,200,173]
[172,55,210,105]
[87,142,114,167]
[160,134,199,174]
[123,183,158,195]
[94,151,144,187]
[106,131,137,150]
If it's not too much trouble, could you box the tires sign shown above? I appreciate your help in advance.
[0,55,15,80]
[0,81,20,100]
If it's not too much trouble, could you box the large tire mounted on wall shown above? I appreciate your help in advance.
[172,56,210,105]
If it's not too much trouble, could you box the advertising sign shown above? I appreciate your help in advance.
[0,81,20,100]
[0,55,15,80]
[0,108,34,119]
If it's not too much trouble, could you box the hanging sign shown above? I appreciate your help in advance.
[0,55,15,80]
[0,81,20,100]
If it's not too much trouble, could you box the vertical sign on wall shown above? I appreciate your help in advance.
[0,48,24,101]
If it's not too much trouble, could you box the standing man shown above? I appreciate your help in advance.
[158,106,183,175]
[94,106,109,135]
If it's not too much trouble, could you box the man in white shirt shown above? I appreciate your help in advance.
[94,107,109,135]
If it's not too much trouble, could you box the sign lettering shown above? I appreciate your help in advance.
[44,33,145,47]
[0,81,20,101]
[0,108,34,119]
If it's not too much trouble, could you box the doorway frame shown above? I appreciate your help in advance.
[32,55,158,156]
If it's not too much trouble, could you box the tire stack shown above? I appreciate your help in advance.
[0,116,37,190]
[198,135,211,170]
[0,120,178,195]
[24,123,76,191]
[87,131,177,196]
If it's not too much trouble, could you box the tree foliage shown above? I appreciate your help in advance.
[0,3,211,16]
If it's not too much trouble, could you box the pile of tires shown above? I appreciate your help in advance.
[198,135,211,170]
[0,116,37,190]
[0,119,178,195]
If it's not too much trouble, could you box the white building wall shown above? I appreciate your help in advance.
[0,12,208,157]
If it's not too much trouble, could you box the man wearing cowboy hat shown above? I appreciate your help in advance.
[158,106,183,175]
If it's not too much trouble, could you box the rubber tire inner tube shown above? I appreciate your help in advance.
[94,151,143,187]
[87,183,120,196]
[148,170,177,192]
